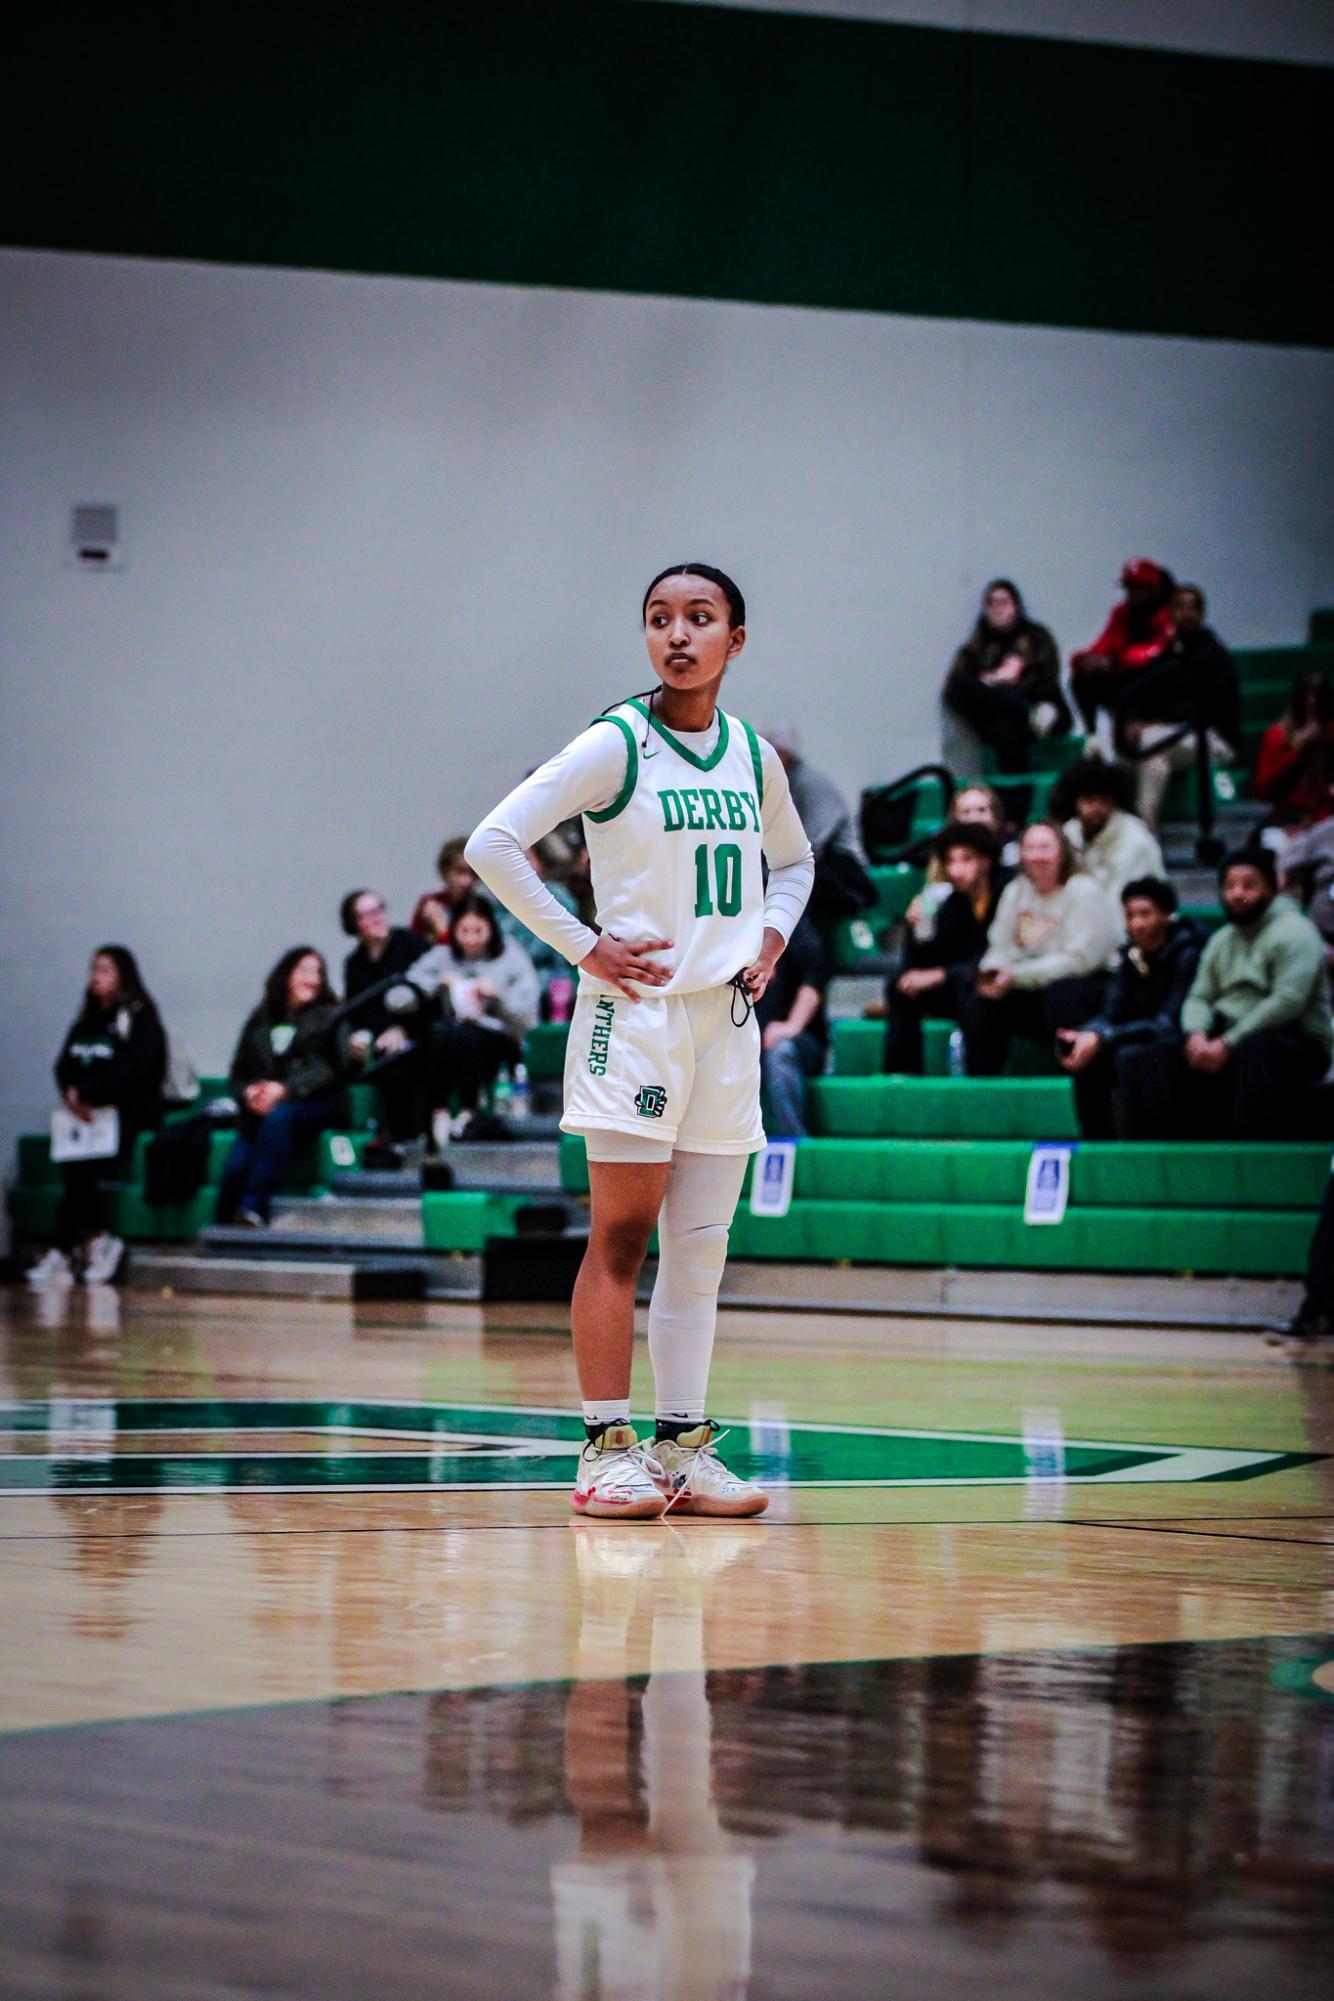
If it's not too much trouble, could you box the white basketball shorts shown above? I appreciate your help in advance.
[562,982,763,1156]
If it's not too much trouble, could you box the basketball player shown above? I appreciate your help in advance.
[466,564,814,1519]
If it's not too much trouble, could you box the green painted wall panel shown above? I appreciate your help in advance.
[4,10,1329,346]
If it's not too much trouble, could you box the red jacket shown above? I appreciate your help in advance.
[1254,722,1334,824]
[1071,602,1174,675]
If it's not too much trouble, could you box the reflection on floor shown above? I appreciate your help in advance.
[0,1287,1330,1997]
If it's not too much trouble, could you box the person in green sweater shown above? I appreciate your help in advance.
[1120,848,1333,1140]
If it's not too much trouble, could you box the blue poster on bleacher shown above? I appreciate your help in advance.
[1025,1145,1073,1226]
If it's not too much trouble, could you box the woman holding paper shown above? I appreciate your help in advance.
[30,946,168,1287]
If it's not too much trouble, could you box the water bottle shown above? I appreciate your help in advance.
[509,1063,531,1123]
[947,1029,966,1077]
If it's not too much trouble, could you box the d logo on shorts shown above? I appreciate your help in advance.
[634,1085,668,1119]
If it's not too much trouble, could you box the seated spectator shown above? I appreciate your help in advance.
[1059,757,1164,899]
[1056,879,1204,1137]
[340,889,430,1151]
[413,895,540,1142]
[1118,584,1240,831]
[943,579,1070,816]
[410,837,480,943]
[216,948,348,1227]
[756,913,828,1138]
[884,822,1007,1074]
[1069,558,1175,738]
[962,823,1119,1077]
[768,727,872,919]
[1119,850,1332,1141]
[1254,672,1334,830]
[29,946,167,1288]
[1280,820,1334,967]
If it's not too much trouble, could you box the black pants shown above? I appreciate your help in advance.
[962,974,1109,1079]
[429,1022,518,1114]
[884,970,969,1075]
[1070,1040,1146,1139]
[944,675,1034,776]
[1118,1026,1329,1141]
[1072,664,1152,734]
[1304,1171,1334,1310]
[55,1127,147,1250]
[367,1043,427,1141]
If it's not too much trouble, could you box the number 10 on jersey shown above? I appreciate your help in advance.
[694,842,743,918]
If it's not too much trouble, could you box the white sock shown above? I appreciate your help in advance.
[582,1398,630,1434]
[647,1151,748,1419]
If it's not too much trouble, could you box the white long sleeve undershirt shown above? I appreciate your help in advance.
[465,720,814,968]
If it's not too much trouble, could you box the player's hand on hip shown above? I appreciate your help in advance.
[580,934,673,1002]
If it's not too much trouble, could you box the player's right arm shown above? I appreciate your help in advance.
[465,726,671,1001]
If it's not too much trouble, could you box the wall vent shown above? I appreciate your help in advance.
[69,504,124,570]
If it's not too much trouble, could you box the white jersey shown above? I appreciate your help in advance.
[582,698,771,996]
[465,695,814,999]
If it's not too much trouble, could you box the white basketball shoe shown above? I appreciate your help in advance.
[571,1425,669,1521]
[652,1422,769,1518]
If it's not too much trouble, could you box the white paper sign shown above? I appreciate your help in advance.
[50,1106,120,1163]
[749,1140,797,1220]
[1024,1144,1072,1226]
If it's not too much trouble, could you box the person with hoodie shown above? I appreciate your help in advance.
[216,947,349,1226]
[1117,583,1240,832]
[28,945,168,1288]
[943,579,1070,811]
[962,821,1120,1076]
[1119,850,1332,1141]
[1055,878,1204,1137]
[411,893,541,1141]
[1069,558,1175,737]
[1059,756,1165,901]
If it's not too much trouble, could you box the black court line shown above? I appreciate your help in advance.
[2,1513,1333,1546]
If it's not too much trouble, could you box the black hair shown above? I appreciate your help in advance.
[448,893,504,962]
[78,944,156,1027]
[1121,876,1178,914]
[1052,756,1133,819]
[1218,846,1278,891]
[1283,671,1333,731]
[932,819,1000,865]
[641,563,746,629]
[339,888,380,938]
[263,945,336,1021]
[1174,581,1206,612]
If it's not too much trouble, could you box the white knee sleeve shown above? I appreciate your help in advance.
[647,1151,748,1418]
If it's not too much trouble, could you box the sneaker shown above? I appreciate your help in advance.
[26,1248,74,1290]
[1030,701,1060,738]
[652,1422,769,1518]
[82,1233,125,1285]
[571,1424,668,1521]
[450,1108,475,1142]
[234,1208,267,1230]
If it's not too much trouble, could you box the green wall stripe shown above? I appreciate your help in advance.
[4,9,1329,347]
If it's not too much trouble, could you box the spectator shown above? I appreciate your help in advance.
[1060,756,1164,900]
[756,912,828,1138]
[413,894,540,1141]
[884,822,1007,1074]
[1119,850,1333,1141]
[943,579,1070,811]
[29,946,167,1287]
[963,822,1119,1076]
[768,727,871,919]
[216,947,348,1227]
[1119,584,1240,831]
[1056,878,1205,1138]
[1279,820,1334,966]
[1070,558,1175,737]
[410,837,480,943]
[1254,672,1334,830]
[949,784,1006,834]
[340,889,430,1152]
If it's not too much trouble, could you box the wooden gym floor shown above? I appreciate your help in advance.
[0,1286,1330,1999]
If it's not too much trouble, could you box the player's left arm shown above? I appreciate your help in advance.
[742,739,816,1004]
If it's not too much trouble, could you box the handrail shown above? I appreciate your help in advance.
[1111,657,1224,863]
[860,762,955,866]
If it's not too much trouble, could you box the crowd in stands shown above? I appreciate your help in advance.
[25,553,1334,1285]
